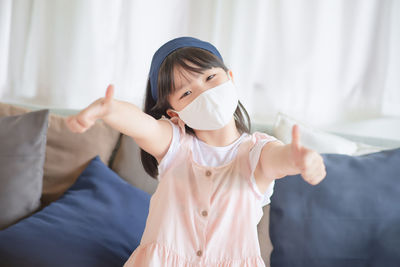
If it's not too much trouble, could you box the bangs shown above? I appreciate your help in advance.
[158,47,227,97]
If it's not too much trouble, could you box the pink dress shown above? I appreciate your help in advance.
[124,119,277,266]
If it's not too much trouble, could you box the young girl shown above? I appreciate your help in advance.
[66,36,326,267]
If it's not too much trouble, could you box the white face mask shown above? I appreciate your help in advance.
[172,79,239,130]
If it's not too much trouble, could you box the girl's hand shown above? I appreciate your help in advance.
[66,84,114,133]
[290,124,327,185]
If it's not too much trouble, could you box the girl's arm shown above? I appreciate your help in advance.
[254,125,326,190]
[66,84,172,162]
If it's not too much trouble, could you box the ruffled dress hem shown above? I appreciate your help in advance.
[124,242,266,267]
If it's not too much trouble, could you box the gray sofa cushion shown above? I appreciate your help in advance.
[111,134,158,195]
[0,102,121,207]
[0,110,49,229]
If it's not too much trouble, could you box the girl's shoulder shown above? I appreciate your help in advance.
[159,116,187,138]
[237,131,278,150]
[250,131,277,144]
[157,116,192,174]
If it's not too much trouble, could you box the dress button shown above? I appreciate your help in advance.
[205,170,212,177]
[197,250,203,257]
[201,210,208,217]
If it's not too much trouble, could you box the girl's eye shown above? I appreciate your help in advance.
[180,90,192,99]
[206,74,216,81]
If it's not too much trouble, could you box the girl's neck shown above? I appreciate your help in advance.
[194,118,241,147]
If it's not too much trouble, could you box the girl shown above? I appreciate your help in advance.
[66,36,326,266]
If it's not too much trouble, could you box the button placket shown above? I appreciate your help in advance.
[200,177,210,219]
[196,168,213,259]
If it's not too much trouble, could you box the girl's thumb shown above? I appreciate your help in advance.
[105,84,114,102]
[291,124,301,152]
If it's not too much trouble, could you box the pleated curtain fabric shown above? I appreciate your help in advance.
[0,0,398,125]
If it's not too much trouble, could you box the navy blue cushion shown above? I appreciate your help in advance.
[0,156,150,267]
[270,148,400,267]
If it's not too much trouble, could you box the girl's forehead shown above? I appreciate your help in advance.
[172,65,222,90]
[173,65,200,82]
[173,64,220,79]
[172,67,197,92]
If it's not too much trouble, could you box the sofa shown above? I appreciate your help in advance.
[0,102,399,267]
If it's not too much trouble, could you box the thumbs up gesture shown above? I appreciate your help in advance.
[66,84,115,133]
[290,125,326,185]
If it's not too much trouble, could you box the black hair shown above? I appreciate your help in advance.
[140,47,251,178]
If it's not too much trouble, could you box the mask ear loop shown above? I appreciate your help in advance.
[170,116,186,135]
[165,108,187,133]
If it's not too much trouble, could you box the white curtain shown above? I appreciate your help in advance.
[0,0,399,126]
[0,0,190,108]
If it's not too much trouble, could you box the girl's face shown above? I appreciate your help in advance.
[167,64,232,114]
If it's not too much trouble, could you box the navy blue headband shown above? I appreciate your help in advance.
[149,36,223,102]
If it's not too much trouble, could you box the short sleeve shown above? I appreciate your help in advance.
[157,117,181,177]
[248,132,281,206]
